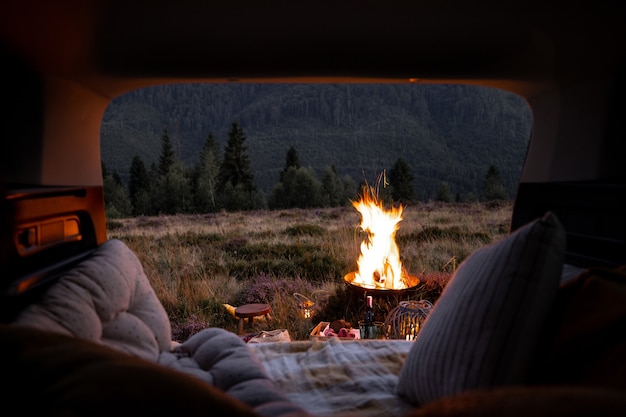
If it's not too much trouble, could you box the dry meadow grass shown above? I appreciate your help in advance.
[107,201,512,341]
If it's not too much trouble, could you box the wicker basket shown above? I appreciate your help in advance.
[384,300,433,340]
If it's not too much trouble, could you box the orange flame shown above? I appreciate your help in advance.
[349,186,413,290]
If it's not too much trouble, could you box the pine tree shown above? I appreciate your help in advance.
[112,171,124,187]
[158,128,175,176]
[482,165,508,201]
[388,158,416,203]
[341,174,358,203]
[102,166,132,218]
[149,128,194,214]
[216,121,264,211]
[194,132,222,212]
[101,161,110,178]
[128,155,150,215]
[217,121,256,192]
[269,166,321,209]
[153,161,193,214]
[435,181,454,203]
[320,165,345,207]
[280,146,301,181]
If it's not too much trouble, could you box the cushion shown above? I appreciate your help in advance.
[397,211,566,405]
[13,239,172,361]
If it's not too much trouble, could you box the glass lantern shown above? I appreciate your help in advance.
[294,290,330,319]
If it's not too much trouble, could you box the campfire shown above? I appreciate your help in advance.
[344,185,420,293]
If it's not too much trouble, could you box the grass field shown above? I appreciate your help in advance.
[107,201,512,341]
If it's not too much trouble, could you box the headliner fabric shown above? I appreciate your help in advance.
[397,211,566,405]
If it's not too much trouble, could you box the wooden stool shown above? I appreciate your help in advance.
[235,303,272,335]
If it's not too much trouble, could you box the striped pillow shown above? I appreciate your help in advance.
[397,211,566,405]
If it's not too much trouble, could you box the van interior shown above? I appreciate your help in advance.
[1,1,625,416]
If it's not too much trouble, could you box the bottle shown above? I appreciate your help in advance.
[361,295,376,338]
[365,295,374,324]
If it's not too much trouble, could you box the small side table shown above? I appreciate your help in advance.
[235,303,272,335]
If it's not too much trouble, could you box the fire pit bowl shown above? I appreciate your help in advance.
[344,271,420,298]
[343,271,422,323]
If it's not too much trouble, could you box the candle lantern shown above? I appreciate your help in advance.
[294,291,329,319]
[384,300,433,340]
[298,299,315,318]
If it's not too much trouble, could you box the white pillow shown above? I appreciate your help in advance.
[397,211,566,405]
[14,239,172,361]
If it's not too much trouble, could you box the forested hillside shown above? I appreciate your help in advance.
[101,83,532,201]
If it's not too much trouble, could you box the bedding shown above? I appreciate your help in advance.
[6,235,625,417]
[8,238,412,417]
[249,338,414,417]
[11,239,311,417]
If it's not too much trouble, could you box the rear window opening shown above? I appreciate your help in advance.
[99,83,533,340]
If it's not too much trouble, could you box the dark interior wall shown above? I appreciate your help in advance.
[521,77,620,184]
[0,43,44,185]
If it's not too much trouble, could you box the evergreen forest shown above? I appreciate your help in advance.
[100,83,532,216]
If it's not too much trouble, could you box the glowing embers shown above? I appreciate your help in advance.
[344,185,419,291]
